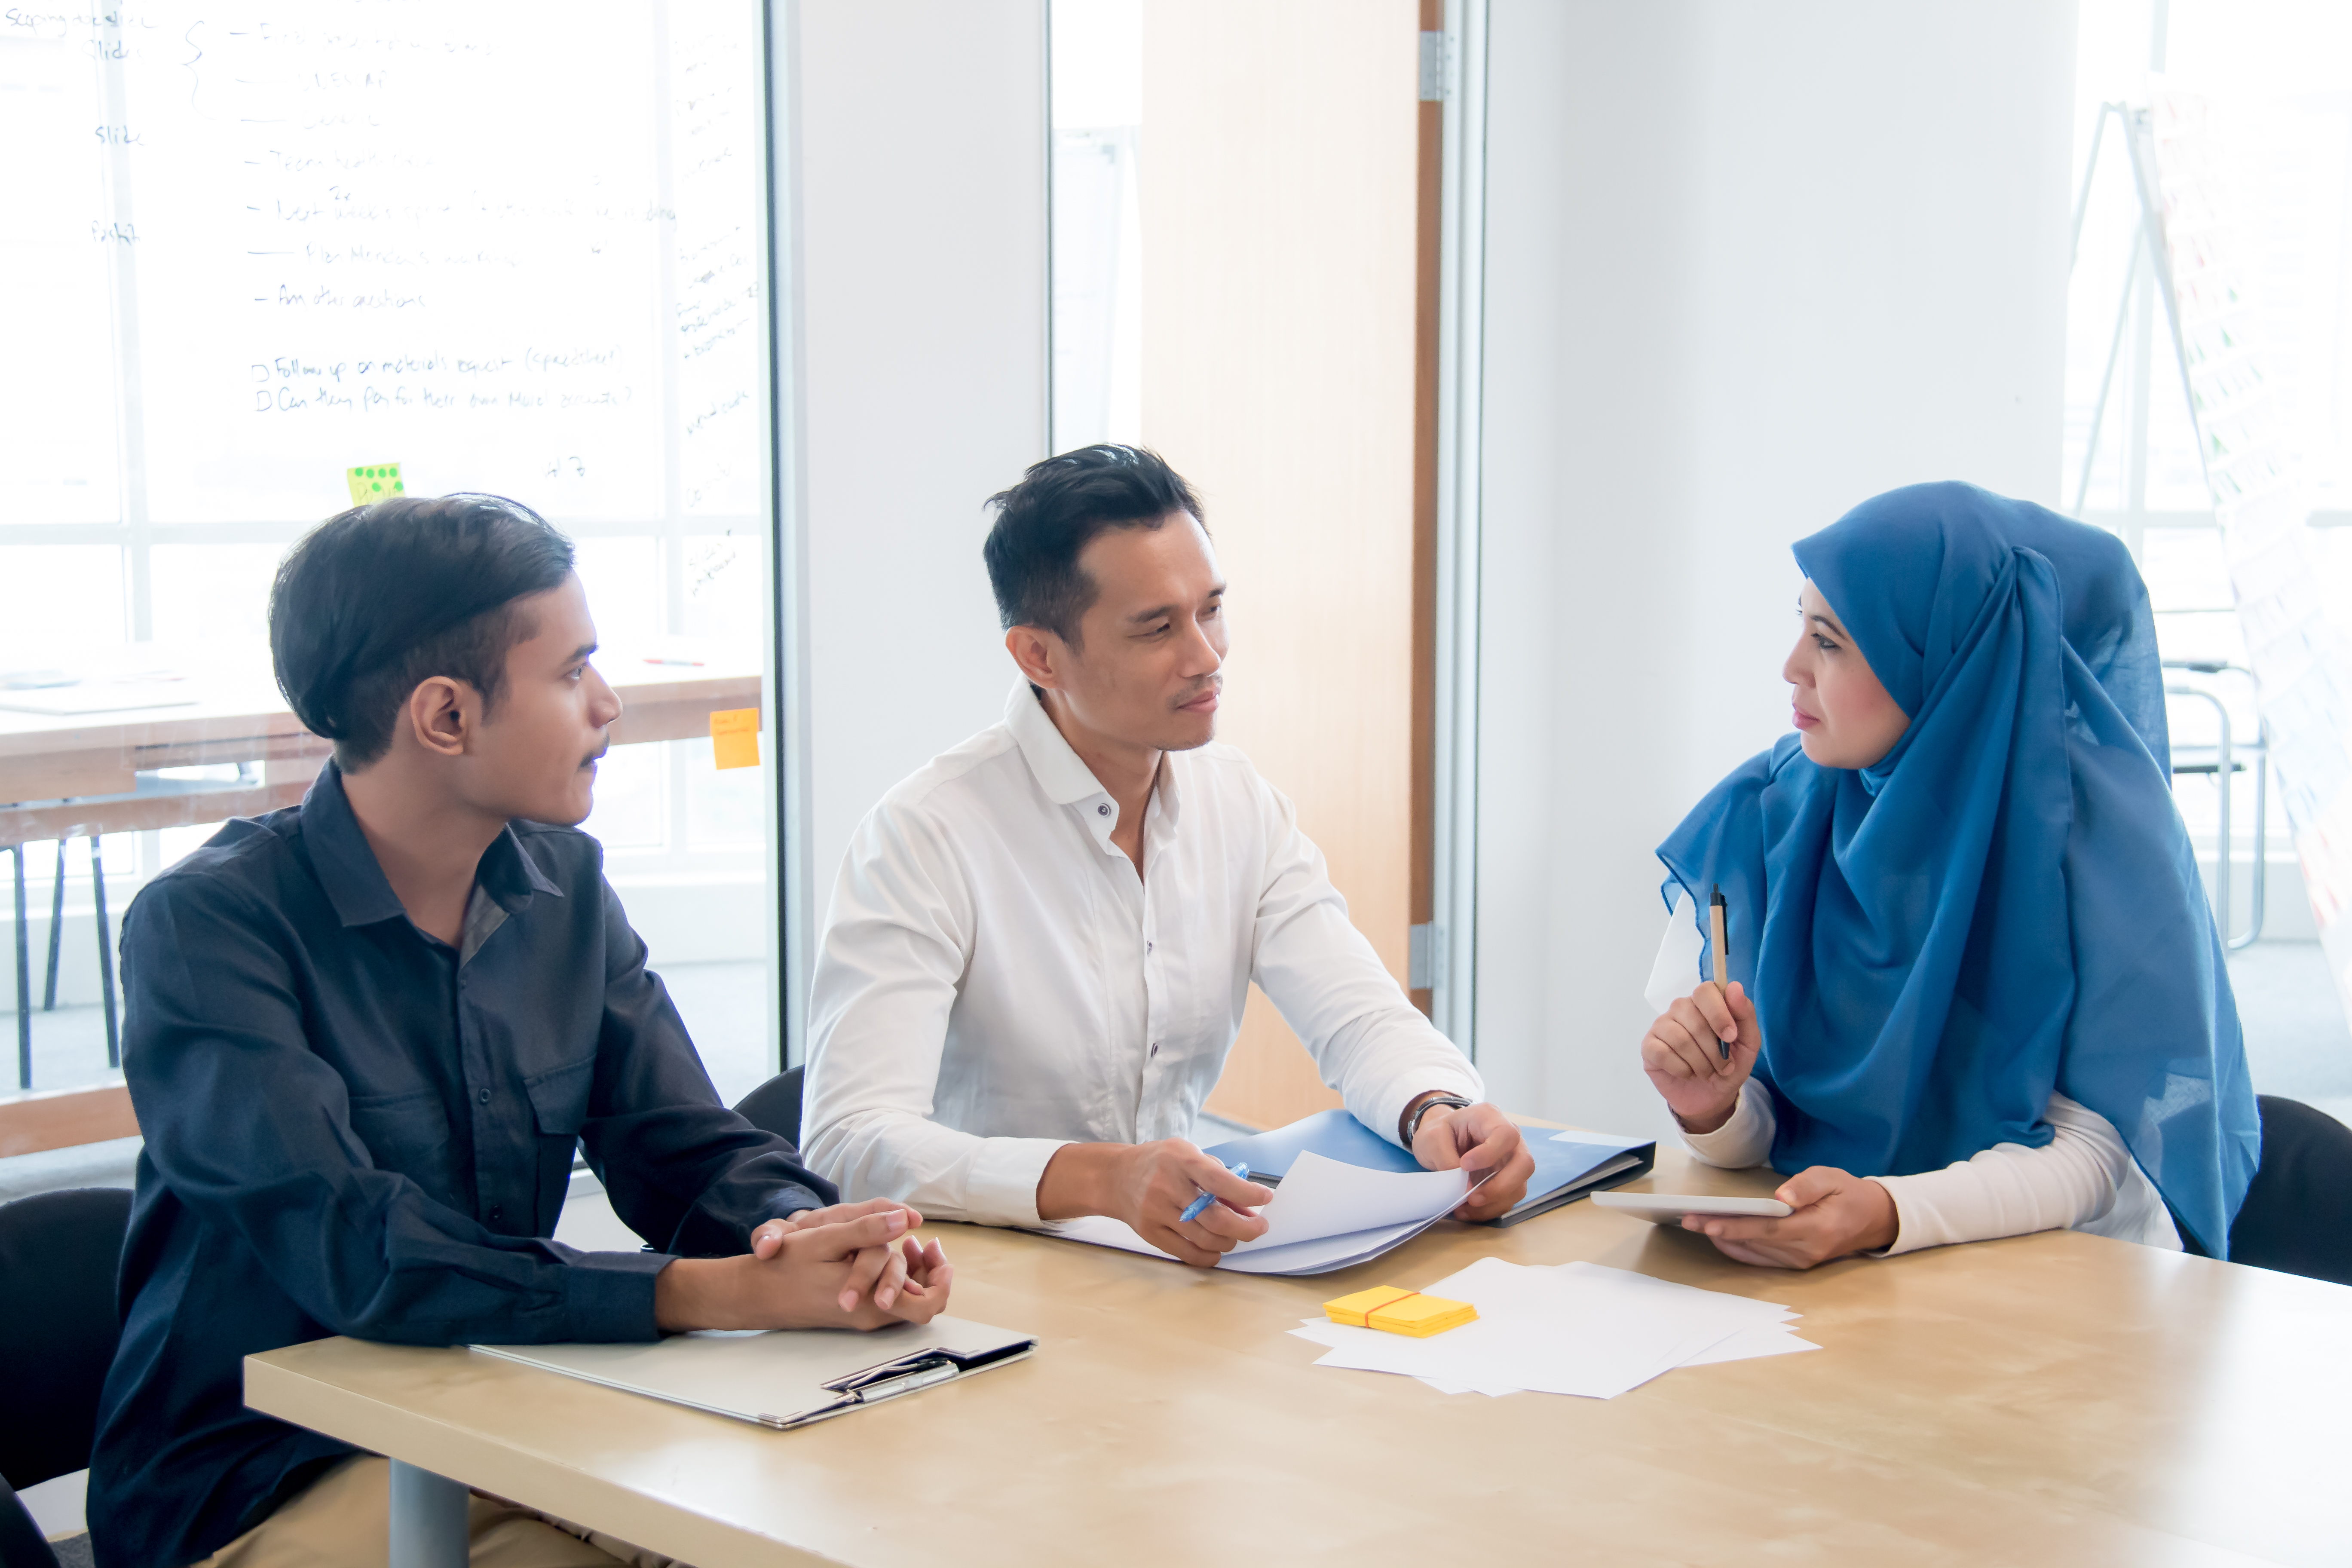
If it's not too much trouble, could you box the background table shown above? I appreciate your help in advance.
[246,1144,2352,1567]
[0,643,760,1144]
[0,644,760,840]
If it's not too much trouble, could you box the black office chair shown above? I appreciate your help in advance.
[2221,1096,2352,1286]
[0,1185,133,1568]
[734,1064,805,1151]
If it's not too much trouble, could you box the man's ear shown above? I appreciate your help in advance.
[404,676,472,759]
[1004,625,1066,692]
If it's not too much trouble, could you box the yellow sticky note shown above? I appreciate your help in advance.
[710,707,761,770]
[1323,1286,1478,1338]
[346,463,406,505]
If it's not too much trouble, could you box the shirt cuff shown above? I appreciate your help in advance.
[962,1136,1077,1228]
[1677,1084,1768,1168]
[560,1248,674,1342]
[1868,1172,1934,1256]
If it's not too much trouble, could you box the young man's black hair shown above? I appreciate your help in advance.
[269,492,576,767]
[982,444,1206,645]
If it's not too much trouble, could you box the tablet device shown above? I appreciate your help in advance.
[1592,1191,1793,1225]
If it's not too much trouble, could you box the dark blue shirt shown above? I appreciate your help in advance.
[88,765,832,1567]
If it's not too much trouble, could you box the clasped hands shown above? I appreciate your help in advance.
[1642,980,1898,1269]
[652,1197,953,1333]
[1035,1102,1535,1268]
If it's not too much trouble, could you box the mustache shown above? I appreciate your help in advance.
[581,741,610,768]
[1172,676,1223,708]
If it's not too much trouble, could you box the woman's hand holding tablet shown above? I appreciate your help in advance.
[1681,1167,1900,1269]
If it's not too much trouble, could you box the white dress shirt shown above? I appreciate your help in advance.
[802,680,1484,1227]
[1645,902,2180,1253]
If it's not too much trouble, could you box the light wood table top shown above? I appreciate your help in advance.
[245,1144,2352,1566]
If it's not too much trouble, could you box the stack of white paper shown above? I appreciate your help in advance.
[1042,1152,1477,1276]
[1288,1257,1817,1399]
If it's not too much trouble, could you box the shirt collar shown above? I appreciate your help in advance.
[1001,680,1183,836]
[1004,680,1109,806]
[300,761,563,930]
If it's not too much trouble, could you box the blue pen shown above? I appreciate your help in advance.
[1179,1161,1249,1223]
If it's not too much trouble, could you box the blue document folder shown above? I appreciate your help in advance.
[1202,1109,1654,1227]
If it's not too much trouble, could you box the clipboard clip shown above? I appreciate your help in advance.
[821,1339,1034,1400]
[756,1339,1038,1429]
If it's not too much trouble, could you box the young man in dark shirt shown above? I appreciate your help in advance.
[88,496,950,1567]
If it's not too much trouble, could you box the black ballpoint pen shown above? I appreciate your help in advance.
[1709,884,1731,1060]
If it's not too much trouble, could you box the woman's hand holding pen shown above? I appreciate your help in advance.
[1641,980,1761,1133]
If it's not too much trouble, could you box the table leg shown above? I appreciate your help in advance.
[42,838,64,1009]
[388,1459,469,1567]
[90,832,118,1068]
[12,844,29,1090]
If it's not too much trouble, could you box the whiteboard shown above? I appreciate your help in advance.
[0,0,767,530]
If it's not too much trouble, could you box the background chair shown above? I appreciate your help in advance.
[734,1064,805,1152]
[2224,1096,2352,1286]
[0,1186,133,1568]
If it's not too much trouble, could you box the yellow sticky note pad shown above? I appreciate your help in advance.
[346,463,405,506]
[710,707,761,771]
[1323,1286,1478,1338]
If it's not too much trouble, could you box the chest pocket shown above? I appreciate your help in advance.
[524,1055,596,1137]
[523,1055,597,1236]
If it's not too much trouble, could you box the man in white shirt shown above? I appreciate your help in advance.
[803,445,1532,1264]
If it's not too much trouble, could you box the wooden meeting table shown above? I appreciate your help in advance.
[244,1142,2351,1567]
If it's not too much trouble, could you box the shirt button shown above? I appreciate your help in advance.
[489,1204,503,1222]
[1097,803,1110,816]
[1146,941,1154,954]
[477,1088,492,1104]
[1150,1043,1159,1058]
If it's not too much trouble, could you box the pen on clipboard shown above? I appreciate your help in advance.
[1178,1161,1250,1223]
[1709,884,1731,1061]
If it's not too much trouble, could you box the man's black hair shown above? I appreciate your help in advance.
[982,444,1205,645]
[269,493,578,768]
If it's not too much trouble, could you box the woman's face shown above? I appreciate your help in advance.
[1784,580,1910,769]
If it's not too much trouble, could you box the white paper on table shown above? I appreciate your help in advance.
[1678,1323,1820,1365]
[1042,1152,1472,1275]
[1288,1257,1808,1399]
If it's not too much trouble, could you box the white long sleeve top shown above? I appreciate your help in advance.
[1644,901,2178,1254]
[801,680,1483,1228]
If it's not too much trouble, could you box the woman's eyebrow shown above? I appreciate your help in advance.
[1807,612,1845,638]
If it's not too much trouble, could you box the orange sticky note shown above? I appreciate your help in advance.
[710,707,760,770]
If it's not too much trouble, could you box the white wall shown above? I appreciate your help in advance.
[1473,0,2079,1135]
[781,0,1050,1049]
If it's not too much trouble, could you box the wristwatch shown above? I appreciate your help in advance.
[1403,1093,1473,1147]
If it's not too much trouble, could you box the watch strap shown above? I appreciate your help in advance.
[1404,1093,1473,1147]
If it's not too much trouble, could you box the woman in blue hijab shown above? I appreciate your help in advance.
[1641,481,2266,1268]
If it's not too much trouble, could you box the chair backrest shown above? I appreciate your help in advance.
[2228,1095,2352,1286]
[0,1472,62,1568]
[0,1187,134,1492]
[734,1065,805,1152]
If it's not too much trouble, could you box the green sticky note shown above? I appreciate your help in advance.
[346,463,406,505]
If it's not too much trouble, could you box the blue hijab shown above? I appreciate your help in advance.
[1657,482,2260,1256]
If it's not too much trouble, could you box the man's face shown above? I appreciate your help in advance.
[1049,514,1228,753]
[461,573,622,826]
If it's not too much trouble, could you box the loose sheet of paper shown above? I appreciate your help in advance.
[1289,1258,1816,1398]
[1046,1152,1472,1275]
